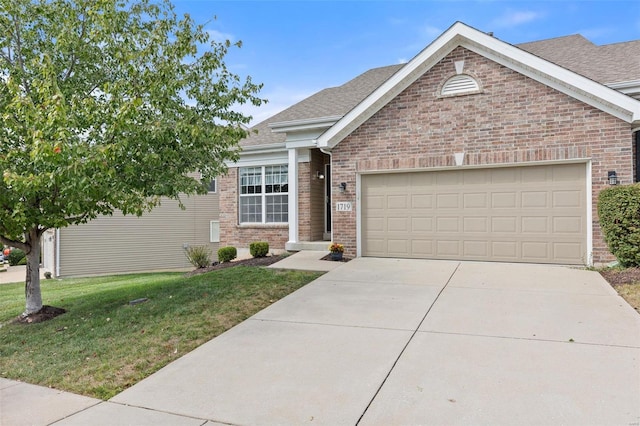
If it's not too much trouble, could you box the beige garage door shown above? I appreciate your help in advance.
[361,163,587,264]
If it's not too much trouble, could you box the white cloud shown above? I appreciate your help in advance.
[206,29,235,43]
[420,24,443,41]
[490,10,544,29]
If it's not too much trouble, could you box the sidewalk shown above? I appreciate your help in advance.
[0,264,48,285]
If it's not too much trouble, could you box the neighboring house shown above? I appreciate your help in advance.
[220,21,640,266]
[46,180,219,277]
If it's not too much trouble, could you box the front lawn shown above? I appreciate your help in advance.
[0,266,322,399]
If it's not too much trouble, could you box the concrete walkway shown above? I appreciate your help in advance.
[2,256,639,425]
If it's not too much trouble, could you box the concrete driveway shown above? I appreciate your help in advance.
[57,258,639,425]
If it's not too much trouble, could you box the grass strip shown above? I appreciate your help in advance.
[0,267,322,399]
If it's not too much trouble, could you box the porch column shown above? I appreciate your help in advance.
[287,148,299,244]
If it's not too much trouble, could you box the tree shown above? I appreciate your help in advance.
[0,0,264,317]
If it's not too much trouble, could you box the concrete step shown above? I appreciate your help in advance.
[285,241,331,252]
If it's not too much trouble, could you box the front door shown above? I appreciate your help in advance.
[324,164,331,240]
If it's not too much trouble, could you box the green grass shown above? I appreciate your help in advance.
[0,266,322,399]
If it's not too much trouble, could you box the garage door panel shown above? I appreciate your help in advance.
[492,241,518,259]
[411,240,434,256]
[552,217,582,234]
[464,241,488,257]
[464,217,488,232]
[411,217,433,232]
[436,193,459,208]
[411,194,434,208]
[436,240,461,256]
[522,216,549,233]
[463,193,488,208]
[387,217,408,232]
[521,191,548,208]
[553,191,582,208]
[361,164,586,264]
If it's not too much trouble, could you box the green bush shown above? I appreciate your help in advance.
[598,184,640,266]
[218,246,237,263]
[249,241,269,258]
[17,256,27,265]
[8,249,26,266]
[184,245,212,269]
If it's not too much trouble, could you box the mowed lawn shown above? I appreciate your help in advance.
[0,266,322,399]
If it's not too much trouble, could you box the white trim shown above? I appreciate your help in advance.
[210,220,220,243]
[357,157,591,175]
[586,161,593,266]
[317,21,640,148]
[269,115,342,133]
[55,228,60,277]
[287,149,299,244]
[227,149,310,168]
[356,172,362,257]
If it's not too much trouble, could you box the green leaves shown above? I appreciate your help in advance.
[0,0,265,243]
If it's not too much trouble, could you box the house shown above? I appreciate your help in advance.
[45,181,219,277]
[49,22,640,276]
[219,21,640,266]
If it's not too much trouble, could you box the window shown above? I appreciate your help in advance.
[210,221,220,242]
[207,178,216,193]
[239,165,288,223]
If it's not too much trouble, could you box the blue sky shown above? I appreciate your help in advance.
[173,1,640,125]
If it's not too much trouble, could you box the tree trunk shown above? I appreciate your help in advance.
[24,233,43,316]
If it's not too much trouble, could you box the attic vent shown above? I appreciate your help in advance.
[441,74,479,96]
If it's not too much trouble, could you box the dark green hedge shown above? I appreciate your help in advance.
[249,241,269,258]
[8,249,26,266]
[217,246,237,263]
[597,184,640,267]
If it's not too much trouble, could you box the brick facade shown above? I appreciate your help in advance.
[331,47,633,263]
[219,162,326,250]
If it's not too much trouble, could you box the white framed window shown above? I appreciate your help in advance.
[210,220,220,243]
[207,178,216,193]
[239,165,288,223]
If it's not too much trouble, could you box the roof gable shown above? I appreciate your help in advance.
[317,22,640,149]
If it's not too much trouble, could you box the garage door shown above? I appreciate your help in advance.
[361,163,587,264]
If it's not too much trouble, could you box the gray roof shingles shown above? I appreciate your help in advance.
[242,33,640,148]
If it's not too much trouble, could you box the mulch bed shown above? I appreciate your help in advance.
[599,267,640,287]
[320,254,352,263]
[185,254,290,277]
[14,305,67,324]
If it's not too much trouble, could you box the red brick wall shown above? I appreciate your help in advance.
[219,164,313,250]
[332,47,634,263]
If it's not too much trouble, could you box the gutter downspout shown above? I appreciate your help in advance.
[55,229,60,278]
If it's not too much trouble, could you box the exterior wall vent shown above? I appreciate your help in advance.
[441,74,480,96]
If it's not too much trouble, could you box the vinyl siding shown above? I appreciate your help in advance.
[58,193,219,277]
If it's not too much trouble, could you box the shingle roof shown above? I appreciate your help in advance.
[517,35,640,84]
[241,64,402,147]
[242,33,640,148]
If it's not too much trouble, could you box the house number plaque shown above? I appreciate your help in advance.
[336,202,352,212]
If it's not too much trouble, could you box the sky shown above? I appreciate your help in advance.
[172,0,640,125]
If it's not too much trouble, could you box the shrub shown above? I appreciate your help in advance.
[218,246,237,263]
[17,256,27,265]
[184,245,212,269]
[598,184,640,267]
[8,248,26,266]
[44,271,53,279]
[249,241,269,258]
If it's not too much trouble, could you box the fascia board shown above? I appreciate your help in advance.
[269,115,343,133]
